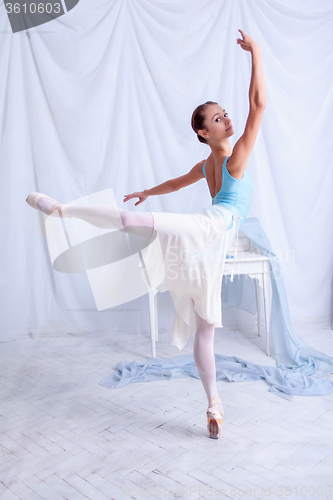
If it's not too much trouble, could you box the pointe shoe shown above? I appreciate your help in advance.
[26,192,69,218]
[207,394,224,439]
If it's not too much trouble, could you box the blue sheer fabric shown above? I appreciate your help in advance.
[231,217,333,378]
[100,217,333,398]
[100,354,333,400]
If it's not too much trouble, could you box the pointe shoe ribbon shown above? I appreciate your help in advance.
[206,395,224,439]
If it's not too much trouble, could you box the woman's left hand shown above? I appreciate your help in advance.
[123,191,148,206]
[237,29,260,53]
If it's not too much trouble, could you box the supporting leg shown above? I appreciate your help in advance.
[193,308,223,411]
[193,307,224,438]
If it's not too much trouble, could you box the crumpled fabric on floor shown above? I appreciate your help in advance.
[99,353,333,400]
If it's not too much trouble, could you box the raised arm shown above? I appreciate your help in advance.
[227,30,266,179]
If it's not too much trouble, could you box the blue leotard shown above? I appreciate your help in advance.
[202,156,253,231]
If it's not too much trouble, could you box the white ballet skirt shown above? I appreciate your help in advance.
[148,204,242,351]
[44,189,242,352]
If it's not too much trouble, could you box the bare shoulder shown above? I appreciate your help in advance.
[199,153,212,171]
[191,158,207,179]
[190,158,208,178]
[197,158,206,171]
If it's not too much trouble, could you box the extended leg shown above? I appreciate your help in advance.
[64,204,155,238]
[33,195,155,238]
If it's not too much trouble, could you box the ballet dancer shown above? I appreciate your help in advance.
[26,29,266,439]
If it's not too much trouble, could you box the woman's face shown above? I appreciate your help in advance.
[199,104,234,142]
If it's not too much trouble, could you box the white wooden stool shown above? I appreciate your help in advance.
[223,232,272,356]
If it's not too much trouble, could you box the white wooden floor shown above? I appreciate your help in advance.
[1,322,333,500]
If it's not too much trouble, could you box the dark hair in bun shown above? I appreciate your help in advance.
[191,101,218,144]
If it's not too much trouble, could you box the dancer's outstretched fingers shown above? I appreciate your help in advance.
[123,191,148,206]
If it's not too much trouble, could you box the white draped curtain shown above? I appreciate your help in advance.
[1,0,332,341]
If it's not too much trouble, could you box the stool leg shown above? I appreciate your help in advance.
[148,287,156,358]
[154,291,159,342]
[263,272,271,356]
[254,276,262,337]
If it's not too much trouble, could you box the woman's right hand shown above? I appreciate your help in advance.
[123,191,149,206]
[237,29,260,53]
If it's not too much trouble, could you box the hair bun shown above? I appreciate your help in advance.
[191,101,217,145]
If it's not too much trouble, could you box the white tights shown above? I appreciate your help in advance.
[43,199,222,408]
[65,204,155,239]
[193,308,222,409]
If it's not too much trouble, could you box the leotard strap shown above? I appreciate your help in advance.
[202,161,206,178]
